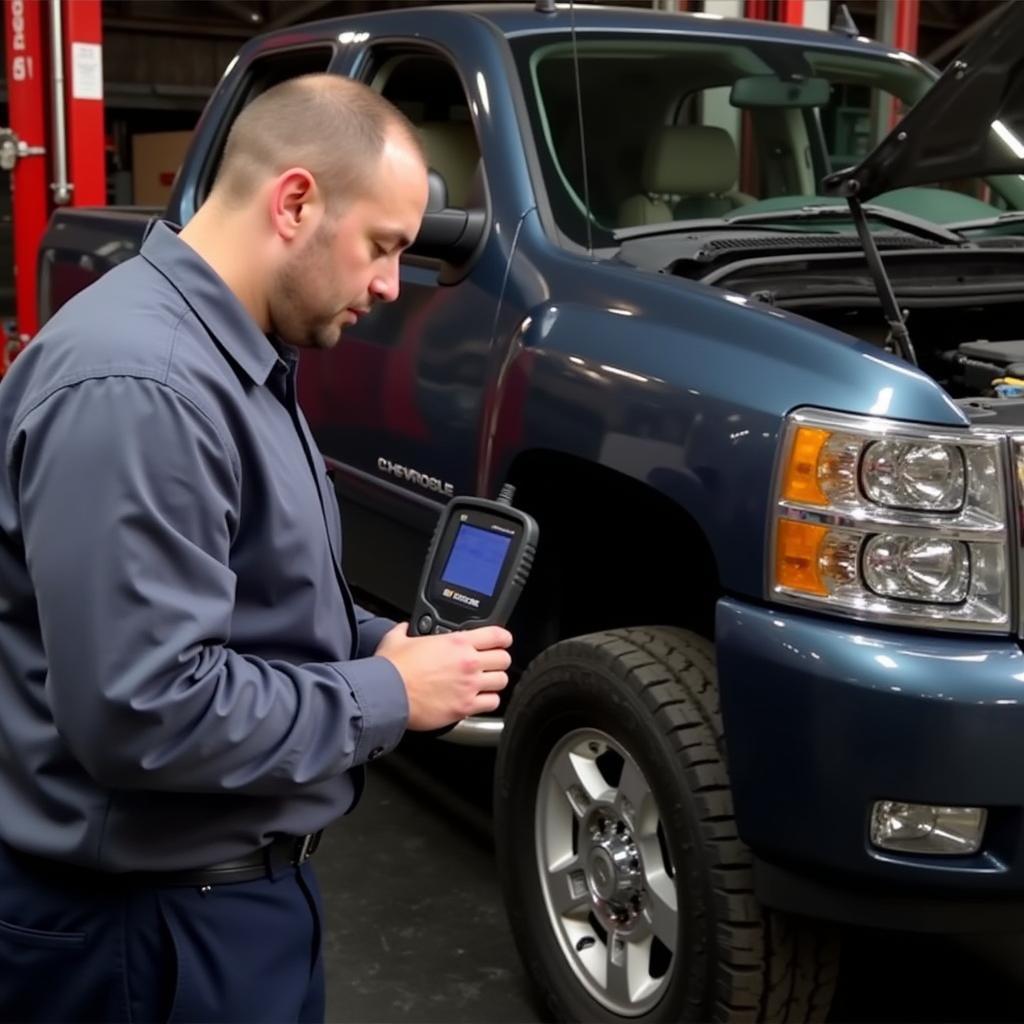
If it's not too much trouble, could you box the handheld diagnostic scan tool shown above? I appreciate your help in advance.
[409,485,538,636]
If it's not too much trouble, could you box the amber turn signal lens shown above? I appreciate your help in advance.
[781,427,830,506]
[775,519,829,595]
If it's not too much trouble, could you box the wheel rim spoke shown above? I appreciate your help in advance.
[540,749,602,872]
[550,746,610,819]
[613,755,652,836]
[604,929,633,1006]
[643,865,678,953]
[604,928,661,1007]
[545,856,590,920]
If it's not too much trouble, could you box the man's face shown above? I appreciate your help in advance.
[270,133,428,350]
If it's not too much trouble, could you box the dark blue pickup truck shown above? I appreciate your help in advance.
[34,3,1024,1021]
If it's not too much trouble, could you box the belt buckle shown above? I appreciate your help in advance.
[293,831,320,866]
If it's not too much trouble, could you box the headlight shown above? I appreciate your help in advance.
[861,535,970,603]
[860,440,965,511]
[770,409,1011,631]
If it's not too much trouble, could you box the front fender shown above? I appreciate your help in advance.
[481,258,967,599]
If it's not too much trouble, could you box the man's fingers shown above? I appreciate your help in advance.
[476,648,511,672]
[464,625,512,650]
[470,692,502,715]
[476,671,509,693]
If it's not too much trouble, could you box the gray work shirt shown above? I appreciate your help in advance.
[0,222,409,872]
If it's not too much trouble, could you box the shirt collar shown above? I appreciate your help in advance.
[140,220,280,387]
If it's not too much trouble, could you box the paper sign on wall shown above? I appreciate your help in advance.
[71,42,103,101]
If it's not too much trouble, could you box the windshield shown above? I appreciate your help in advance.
[511,33,1024,247]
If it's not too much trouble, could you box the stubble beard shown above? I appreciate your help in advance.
[271,226,345,350]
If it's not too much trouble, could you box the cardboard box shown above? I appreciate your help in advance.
[132,131,193,207]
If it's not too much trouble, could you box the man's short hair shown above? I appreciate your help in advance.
[213,73,425,210]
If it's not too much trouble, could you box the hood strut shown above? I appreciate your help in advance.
[846,194,917,366]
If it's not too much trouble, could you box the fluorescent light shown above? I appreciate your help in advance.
[992,119,1024,160]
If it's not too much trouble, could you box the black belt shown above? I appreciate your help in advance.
[6,832,323,889]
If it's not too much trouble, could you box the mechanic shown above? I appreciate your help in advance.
[0,73,512,1023]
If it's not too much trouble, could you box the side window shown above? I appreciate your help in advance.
[366,51,483,210]
[819,82,1013,213]
[818,81,887,173]
[196,46,335,205]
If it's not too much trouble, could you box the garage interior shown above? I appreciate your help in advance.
[2,2,1023,1022]
[0,0,1009,342]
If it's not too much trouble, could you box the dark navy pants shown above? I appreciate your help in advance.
[0,843,325,1023]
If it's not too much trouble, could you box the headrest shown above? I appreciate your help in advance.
[643,125,738,196]
[416,121,480,208]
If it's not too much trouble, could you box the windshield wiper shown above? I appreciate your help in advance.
[612,217,821,242]
[728,203,965,245]
[948,211,1024,232]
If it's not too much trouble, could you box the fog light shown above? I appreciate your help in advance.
[870,801,986,855]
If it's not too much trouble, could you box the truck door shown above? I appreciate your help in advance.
[297,44,507,608]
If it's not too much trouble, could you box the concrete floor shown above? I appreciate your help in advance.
[316,742,537,1023]
[316,739,1024,1024]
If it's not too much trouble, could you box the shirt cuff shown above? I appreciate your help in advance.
[331,656,409,765]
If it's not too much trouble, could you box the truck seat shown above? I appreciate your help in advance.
[617,125,752,226]
[416,121,480,209]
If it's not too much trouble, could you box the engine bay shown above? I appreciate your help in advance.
[795,300,1024,402]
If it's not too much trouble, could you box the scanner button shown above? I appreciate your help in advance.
[417,614,433,634]
[432,625,452,634]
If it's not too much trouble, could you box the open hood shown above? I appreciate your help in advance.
[824,2,1024,201]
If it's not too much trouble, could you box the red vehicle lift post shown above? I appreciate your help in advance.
[2,0,104,376]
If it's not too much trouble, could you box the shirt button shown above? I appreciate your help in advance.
[368,746,385,761]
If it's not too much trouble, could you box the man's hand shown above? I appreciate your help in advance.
[376,623,513,731]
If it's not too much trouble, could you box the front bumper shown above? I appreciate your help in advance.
[717,596,1024,931]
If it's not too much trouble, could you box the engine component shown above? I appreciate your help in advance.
[945,339,1024,394]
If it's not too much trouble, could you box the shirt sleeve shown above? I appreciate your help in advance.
[10,374,409,795]
[354,605,399,659]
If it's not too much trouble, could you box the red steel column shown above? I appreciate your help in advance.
[740,0,770,192]
[4,0,49,360]
[885,0,920,127]
[61,0,105,207]
[775,0,805,25]
[892,0,920,56]
[745,0,805,22]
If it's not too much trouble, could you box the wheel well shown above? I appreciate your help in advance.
[505,450,720,668]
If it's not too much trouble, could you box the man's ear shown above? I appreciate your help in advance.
[269,167,321,242]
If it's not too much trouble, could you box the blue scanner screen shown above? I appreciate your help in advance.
[441,523,512,597]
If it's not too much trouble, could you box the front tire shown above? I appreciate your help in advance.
[493,627,838,1022]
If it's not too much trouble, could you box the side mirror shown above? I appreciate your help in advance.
[411,169,486,262]
[426,167,449,213]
